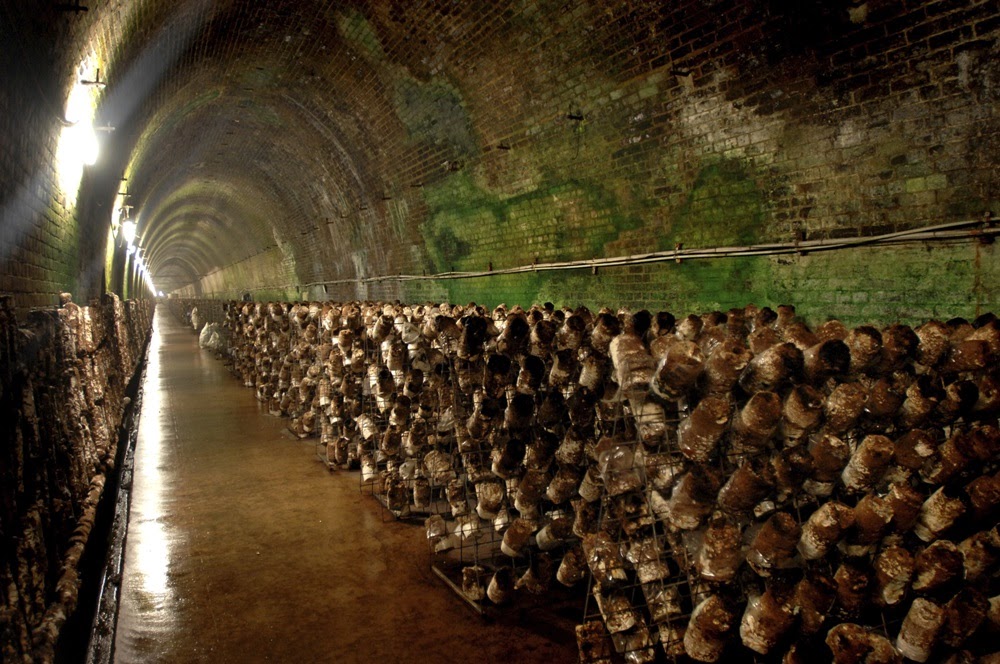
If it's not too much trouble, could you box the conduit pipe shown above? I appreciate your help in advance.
[199,216,997,296]
[304,216,998,288]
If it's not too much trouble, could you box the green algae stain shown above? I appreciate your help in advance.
[419,172,643,305]
[334,8,478,166]
[421,174,641,270]
[665,159,766,250]
[336,9,385,61]
[409,156,775,310]
[645,158,768,309]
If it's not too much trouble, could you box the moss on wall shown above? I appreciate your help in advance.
[53,0,997,324]
[663,159,766,249]
[419,171,642,292]
[337,8,386,61]
[398,240,997,329]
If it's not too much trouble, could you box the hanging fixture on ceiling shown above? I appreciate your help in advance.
[121,217,137,247]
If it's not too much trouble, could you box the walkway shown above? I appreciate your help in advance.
[114,305,577,663]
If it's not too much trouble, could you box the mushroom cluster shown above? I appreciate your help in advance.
[223,300,1000,662]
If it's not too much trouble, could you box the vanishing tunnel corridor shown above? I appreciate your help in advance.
[113,305,576,663]
[3,1,1000,662]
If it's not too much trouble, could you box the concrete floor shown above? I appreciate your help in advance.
[114,306,578,663]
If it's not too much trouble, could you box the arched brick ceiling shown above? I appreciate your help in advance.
[64,0,862,297]
[89,0,418,295]
[10,0,992,314]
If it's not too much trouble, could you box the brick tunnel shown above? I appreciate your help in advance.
[1,1,1000,662]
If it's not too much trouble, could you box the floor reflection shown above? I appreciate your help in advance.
[112,305,577,664]
[115,309,179,659]
[131,315,172,602]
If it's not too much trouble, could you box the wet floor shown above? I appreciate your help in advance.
[114,306,578,663]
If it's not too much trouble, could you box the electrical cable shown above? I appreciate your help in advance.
[297,216,998,289]
[196,215,996,297]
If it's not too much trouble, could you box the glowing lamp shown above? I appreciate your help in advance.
[122,219,137,246]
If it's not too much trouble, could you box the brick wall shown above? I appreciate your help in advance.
[403,0,999,320]
[2,1,998,324]
[0,7,83,312]
[190,0,998,324]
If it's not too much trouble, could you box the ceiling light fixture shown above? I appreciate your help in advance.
[121,218,137,246]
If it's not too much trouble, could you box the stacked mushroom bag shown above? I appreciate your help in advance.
[222,300,999,662]
[575,306,999,663]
